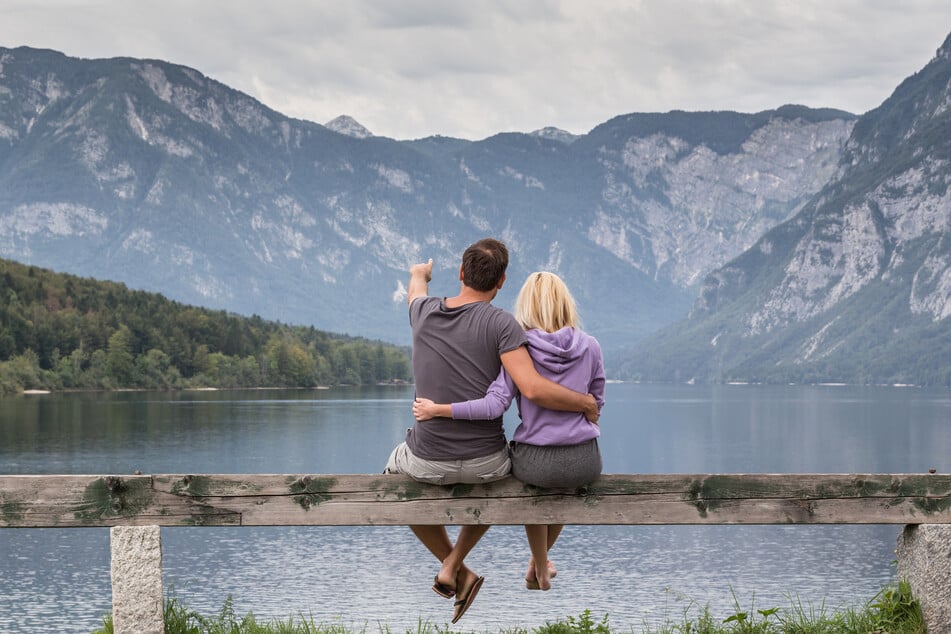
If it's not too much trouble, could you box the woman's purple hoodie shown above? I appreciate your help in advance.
[451,326,605,446]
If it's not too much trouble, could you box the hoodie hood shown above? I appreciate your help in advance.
[525,327,590,373]
[510,325,604,447]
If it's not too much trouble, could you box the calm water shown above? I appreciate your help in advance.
[1,384,950,632]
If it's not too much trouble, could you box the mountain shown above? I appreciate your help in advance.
[325,115,373,139]
[617,33,951,386]
[529,126,579,144]
[0,46,854,348]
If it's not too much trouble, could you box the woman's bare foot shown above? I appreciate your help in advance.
[524,558,554,591]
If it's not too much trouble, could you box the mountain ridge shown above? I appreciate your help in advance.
[617,31,951,386]
[0,45,855,351]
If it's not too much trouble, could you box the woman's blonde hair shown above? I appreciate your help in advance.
[513,271,579,333]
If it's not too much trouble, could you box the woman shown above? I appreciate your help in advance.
[413,271,605,592]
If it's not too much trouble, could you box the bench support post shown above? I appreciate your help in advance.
[110,525,164,634]
[897,524,951,632]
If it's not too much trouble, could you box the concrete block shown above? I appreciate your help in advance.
[110,525,164,634]
[896,524,951,632]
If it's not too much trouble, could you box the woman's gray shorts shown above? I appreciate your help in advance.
[510,438,602,489]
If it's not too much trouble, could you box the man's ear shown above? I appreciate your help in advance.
[497,273,506,290]
[458,265,464,282]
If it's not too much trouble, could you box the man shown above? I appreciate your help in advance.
[384,238,598,623]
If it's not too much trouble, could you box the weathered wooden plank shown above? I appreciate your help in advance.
[2,473,950,527]
[0,475,239,527]
[151,473,951,500]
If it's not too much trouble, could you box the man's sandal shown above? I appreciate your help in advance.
[432,575,455,599]
[451,576,484,623]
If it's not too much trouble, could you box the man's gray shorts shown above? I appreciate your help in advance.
[384,442,511,485]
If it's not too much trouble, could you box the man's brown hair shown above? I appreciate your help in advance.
[461,238,509,292]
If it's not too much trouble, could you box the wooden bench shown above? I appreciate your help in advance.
[3,473,951,632]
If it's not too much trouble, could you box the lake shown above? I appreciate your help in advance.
[1,383,950,632]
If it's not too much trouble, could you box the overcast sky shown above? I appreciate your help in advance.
[3,1,951,140]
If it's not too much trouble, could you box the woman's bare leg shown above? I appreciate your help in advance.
[524,524,552,590]
[545,524,563,576]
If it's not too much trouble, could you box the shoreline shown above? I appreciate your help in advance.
[9,381,413,397]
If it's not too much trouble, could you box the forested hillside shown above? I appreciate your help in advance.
[0,258,410,395]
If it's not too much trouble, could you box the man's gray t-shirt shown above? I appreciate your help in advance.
[407,296,527,460]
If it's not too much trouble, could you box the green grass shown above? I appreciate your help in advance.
[636,583,925,633]
[92,582,926,634]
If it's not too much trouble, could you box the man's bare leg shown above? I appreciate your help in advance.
[411,525,488,593]
[438,525,488,591]
[409,525,450,557]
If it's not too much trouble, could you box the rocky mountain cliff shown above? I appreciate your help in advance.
[0,46,854,347]
[619,33,951,385]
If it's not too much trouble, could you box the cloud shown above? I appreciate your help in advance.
[2,0,951,139]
